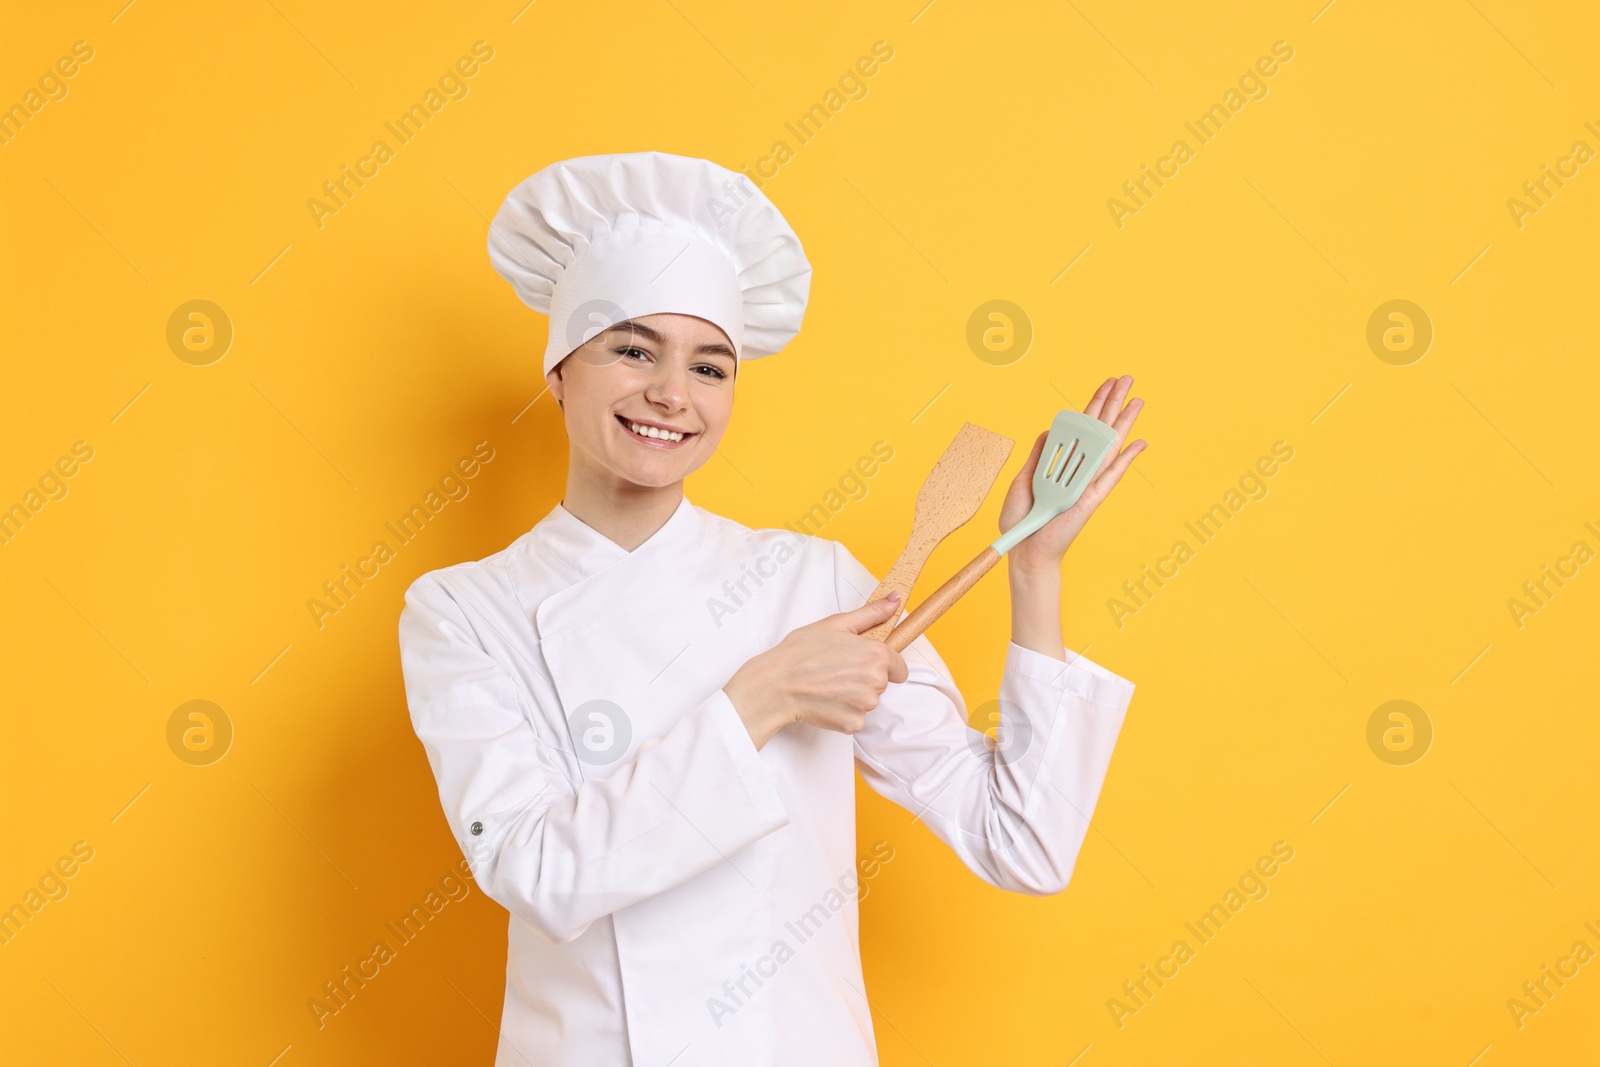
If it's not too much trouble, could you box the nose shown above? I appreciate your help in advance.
[644,357,691,412]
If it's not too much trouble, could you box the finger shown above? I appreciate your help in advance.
[1083,377,1117,421]
[1098,375,1134,428]
[1109,392,1142,434]
[824,592,903,633]
[1095,395,1143,478]
[1090,439,1147,493]
[885,648,909,685]
[1024,429,1047,471]
[1013,430,1047,486]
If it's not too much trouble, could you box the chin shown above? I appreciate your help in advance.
[619,469,685,489]
[613,455,704,488]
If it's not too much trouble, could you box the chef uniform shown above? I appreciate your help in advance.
[398,151,1136,1067]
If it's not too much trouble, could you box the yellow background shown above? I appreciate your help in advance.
[3,1,1597,1063]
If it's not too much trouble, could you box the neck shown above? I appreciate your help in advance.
[560,454,684,552]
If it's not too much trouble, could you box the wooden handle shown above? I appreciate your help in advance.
[859,536,937,641]
[884,546,1002,652]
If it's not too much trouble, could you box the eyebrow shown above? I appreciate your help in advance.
[606,319,736,359]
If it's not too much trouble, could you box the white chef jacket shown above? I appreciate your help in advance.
[397,494,1134,1067]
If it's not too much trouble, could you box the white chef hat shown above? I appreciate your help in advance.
[487,151,813,376]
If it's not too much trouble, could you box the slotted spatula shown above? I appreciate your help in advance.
[883,409,1121,652]
[860,423,1014,641]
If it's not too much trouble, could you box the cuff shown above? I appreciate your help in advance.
[1007,640,1136,712]
[700,688,789,829]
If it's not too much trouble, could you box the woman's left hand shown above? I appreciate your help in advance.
[1000,374,1148,575]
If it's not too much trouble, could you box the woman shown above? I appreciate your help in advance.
[398,151,1147,1066]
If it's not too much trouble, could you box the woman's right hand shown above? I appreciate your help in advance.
[723,594,910,749]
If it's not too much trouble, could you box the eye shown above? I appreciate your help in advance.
[693,364,729,381]
[615,345,651,363]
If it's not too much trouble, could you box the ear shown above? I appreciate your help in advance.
[547,364,565,407]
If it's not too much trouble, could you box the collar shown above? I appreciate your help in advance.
[531,493,700,581]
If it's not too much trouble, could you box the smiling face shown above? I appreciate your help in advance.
[547,313,737,492]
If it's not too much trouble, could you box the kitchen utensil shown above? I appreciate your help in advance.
[860,423,1014,641]
[884,409,1120,652]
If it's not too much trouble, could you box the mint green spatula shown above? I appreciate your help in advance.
[884,409,1120,652]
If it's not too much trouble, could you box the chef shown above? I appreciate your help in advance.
[398,150,1147,1067]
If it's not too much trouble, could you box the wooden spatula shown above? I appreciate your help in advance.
[860,423,1014,641]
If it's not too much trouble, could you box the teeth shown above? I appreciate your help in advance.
[627,420,685,442]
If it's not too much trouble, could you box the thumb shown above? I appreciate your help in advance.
[1020,430,1048,476]
[821,592,903,634]
[1009,431,1047,495]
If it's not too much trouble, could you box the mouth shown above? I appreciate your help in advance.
[616,414,695,450]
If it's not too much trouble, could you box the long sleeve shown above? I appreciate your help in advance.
[397,572,790,944]
[833,541,1134,895]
